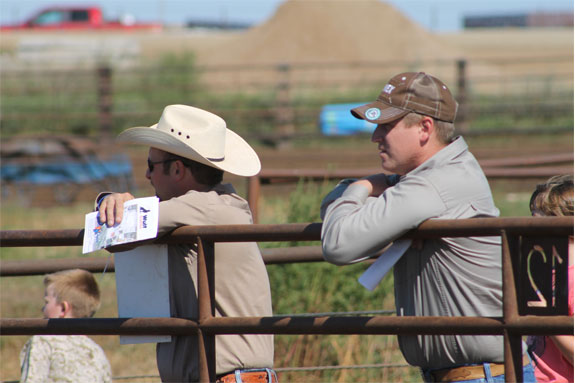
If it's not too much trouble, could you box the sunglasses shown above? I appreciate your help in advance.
[147,158,178,172]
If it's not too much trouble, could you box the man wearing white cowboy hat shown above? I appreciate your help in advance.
[97,105,276,383]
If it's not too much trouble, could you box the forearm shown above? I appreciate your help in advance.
[321,184,402,264]
[321,176,444,265]
[321,184,381,264]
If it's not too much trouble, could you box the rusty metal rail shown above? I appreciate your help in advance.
[1,217,570,247]
[478,152,573,167]
[245,154,573,222]
[0,246,326,276]
[254,165,572,184]
[2,316,571,336]
[1,216,573,383]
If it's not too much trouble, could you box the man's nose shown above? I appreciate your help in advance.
[145,169,151,180]
[371,126,384,143]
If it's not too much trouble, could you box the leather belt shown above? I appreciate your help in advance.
[430,355,530,382]
[216,368,278,383]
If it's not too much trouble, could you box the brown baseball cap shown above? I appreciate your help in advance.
[351,72,458,124]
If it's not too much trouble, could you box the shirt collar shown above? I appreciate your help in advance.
[404,136,468,177]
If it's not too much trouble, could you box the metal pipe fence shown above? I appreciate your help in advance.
[244,152,573,222]
[0,246,326,277]
[1,217,573,382]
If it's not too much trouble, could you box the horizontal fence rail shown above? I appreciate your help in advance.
[1,216,573,382]
[2,316,571,337]
[0,246,326,277]
[255,165,573,182]
[243,152,573,222]
[1,56,573,140]
[1,217,572,247]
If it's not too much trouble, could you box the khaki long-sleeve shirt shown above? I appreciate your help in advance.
[102,183,274,382]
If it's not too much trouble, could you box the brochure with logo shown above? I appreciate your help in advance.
[82,196,159,254]
[358,239,412,291]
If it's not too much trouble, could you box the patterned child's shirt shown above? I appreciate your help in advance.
[20,335,112,383]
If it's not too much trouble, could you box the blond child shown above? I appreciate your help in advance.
[527,174,574,383]
[19,269,112,383]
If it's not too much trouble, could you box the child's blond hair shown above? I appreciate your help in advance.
[44,269,101,318]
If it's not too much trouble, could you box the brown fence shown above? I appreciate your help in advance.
[1,217,573,382]
[245,152,574,222]
[1,56,572,140]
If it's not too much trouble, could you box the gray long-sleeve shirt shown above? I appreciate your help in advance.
[321,136,504,368]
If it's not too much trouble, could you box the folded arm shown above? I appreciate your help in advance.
[321,175,444,265]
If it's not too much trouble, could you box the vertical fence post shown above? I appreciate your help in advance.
[197,236,216,382]
[247,176,261,223]
[275,63,294,143]
[501,230,523,383]
[97,65,113,140]
[456,59,468,133]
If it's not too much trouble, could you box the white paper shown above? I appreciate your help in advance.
[82,197,159,254]
[115,245,171,344]
[358,239,412,291]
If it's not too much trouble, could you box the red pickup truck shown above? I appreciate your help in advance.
[1,6,162,31]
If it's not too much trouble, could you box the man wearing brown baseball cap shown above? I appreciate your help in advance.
[350,71,458,125]
[321,72,536,382]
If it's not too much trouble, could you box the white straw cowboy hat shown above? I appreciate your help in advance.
[117,104,261,177]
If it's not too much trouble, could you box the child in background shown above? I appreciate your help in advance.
[19,268,112,383]
[527,174,574,383]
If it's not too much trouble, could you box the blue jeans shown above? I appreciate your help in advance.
[421,362,537,383]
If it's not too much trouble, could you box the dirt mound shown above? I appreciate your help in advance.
[190,0,469,88]
[196,0,460,66]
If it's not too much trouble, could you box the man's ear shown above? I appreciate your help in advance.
[419,116,434,144]
[172,160,185,180]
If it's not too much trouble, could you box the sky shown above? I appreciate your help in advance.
[0,0,573,32]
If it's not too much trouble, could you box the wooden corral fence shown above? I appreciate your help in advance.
[91,58,575,138]
[1,217,573,383]
[1,56,572,140]
[246,152,574,222]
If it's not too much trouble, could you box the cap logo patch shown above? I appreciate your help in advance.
[383,84,395,94]
[365,107,381,121]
